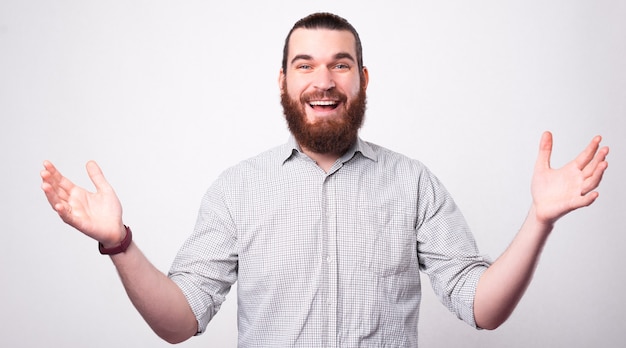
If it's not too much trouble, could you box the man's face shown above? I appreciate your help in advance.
[279,28,369,155]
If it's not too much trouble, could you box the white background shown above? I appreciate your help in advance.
[1,1,625,347]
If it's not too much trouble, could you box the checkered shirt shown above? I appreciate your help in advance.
[169,136,491,347]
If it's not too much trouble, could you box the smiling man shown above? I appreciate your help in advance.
[280,23,368,170]
[41,12,609,347]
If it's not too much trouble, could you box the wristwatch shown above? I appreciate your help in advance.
[98,225,133,255]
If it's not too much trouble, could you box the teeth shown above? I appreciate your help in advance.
[310,100,337,106]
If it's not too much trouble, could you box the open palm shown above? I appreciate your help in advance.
[41,160,124,245]
[531,132,609,226]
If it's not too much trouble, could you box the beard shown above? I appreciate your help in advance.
[281,81,367,155]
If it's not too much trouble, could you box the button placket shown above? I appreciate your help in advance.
[322,174,338,347]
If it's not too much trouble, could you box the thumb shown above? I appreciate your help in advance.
[535,131,553,171]
[85,160,110,192]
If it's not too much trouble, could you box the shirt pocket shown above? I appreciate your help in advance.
[361,208,418,277]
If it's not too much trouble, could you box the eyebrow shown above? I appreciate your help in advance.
[290,52,356,65]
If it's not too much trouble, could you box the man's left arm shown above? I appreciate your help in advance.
[473,131,609,330]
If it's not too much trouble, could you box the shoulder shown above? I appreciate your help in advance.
[211,142,290,189]
[361,140,431,175]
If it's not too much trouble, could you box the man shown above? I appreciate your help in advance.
[41,12,609,347]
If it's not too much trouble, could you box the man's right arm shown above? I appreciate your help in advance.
[109,238,198,343]
[41,160,197,343]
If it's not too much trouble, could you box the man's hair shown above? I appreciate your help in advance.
[281,12,364,75]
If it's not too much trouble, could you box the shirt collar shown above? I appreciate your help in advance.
[281,135,378,165]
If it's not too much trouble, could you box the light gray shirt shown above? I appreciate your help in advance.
[169,136,491,347]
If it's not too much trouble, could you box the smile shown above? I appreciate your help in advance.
[309,100,340,110]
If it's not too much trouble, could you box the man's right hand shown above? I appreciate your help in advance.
[41,160,126,247]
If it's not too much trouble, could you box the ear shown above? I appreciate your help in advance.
[278,68,286,92]
[361,66,370,90]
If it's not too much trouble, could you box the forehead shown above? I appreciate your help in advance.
[287,28,357,61]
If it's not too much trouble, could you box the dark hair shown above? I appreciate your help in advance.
[281,12,364,75]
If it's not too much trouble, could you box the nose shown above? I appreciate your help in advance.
[312,67,335,91]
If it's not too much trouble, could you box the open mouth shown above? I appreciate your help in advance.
[309,100,340,111]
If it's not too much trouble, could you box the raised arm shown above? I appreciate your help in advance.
[473,131,609,330]
[41,160,197,343]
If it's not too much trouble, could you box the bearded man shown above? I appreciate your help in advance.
[41,12,609,347]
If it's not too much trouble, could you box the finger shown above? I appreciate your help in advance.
[41,163,66,206]
[575,191,600,209]
[41,179,74,222]
[581,145,609,178]
[41,181,62,210]
[85,160,110,192]
[54,201,72,218]
[41,161,84,220]
[535,131,553,170]
[41,160,75,193]
[581,160,609,196]
[41,160,61,185]
[41,162,75,204]
[42,160,56,171]
[574,135,602,171]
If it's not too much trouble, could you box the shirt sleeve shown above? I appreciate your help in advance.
[168,178,238,334]
[415,167,492,328]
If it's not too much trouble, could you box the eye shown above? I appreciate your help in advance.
[296,64,312,70]
[334,63,350,70]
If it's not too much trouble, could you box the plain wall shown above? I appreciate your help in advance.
[1,1,624,347]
